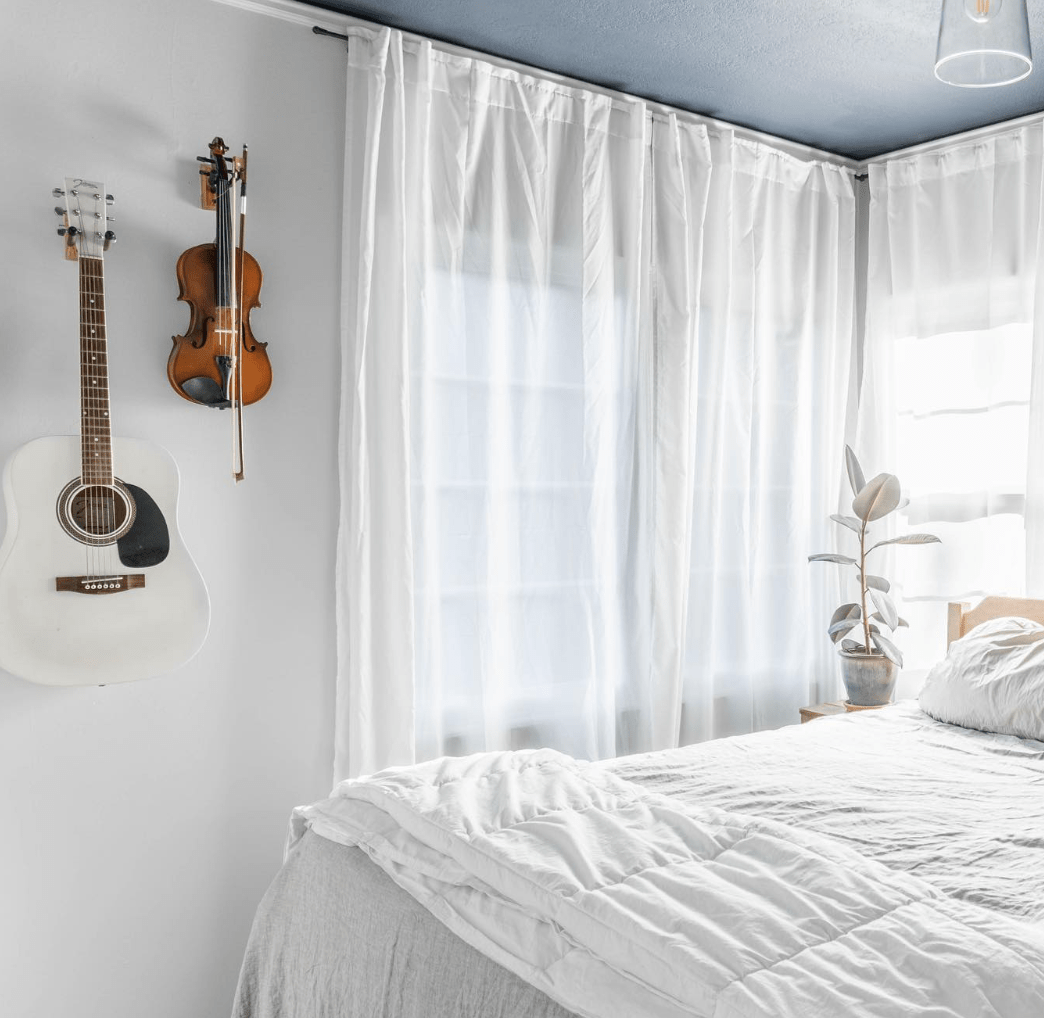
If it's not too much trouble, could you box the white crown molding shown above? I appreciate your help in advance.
[208,0,860,171]
[863,106,1044,167]
[210,0,349,33]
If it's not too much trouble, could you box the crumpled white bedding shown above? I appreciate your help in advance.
[608,701,1044,923]
[292,704,1044,1018]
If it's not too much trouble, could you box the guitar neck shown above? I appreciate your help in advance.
[79,255,113,485]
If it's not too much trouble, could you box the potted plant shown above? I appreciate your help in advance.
[809,446,940,706]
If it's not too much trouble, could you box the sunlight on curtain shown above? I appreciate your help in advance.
[653,130,857,741]
[860,127,1044,688]
[336,27,858,779]
[406,72,651,766]
[337,28,651,777]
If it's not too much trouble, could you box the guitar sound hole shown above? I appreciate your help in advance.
[56,478,137,547]
[71,486,129,537]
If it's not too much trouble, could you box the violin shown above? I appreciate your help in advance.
[169,137,271,479]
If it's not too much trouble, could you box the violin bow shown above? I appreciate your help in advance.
[232,145,248,483]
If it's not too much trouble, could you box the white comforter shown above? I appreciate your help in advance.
[291,704,1044,1018]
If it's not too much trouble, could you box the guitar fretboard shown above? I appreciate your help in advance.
[79,256,112,485]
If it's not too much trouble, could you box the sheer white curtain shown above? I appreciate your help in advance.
[337,28,652,778]
[651,125,857,742]
[337,27,857,779]
[859,126,1044,683]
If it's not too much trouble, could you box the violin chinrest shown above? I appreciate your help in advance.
[180,375,231,409]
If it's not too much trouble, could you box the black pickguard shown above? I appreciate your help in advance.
[117,483,170,568]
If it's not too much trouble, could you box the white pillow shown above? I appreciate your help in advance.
[918,616,1044,742]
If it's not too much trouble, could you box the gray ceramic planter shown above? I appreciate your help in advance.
[838,650,898,706]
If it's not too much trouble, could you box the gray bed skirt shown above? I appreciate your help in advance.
[232,829,581,1018]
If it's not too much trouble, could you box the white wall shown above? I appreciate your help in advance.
[0,2,345,1015]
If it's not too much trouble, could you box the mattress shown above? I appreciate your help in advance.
[232,830,579,1018]
[232,702,1044,1017]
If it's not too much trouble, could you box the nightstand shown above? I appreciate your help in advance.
[799,700,846,723]
[799,700,887,723]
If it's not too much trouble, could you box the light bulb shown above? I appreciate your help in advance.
[965,0,1002,23]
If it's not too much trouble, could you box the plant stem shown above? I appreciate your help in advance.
[859,521,871,654]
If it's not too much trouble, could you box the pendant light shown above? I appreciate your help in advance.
[935,0,1032,87]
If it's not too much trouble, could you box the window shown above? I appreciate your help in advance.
[887,322,1031,675]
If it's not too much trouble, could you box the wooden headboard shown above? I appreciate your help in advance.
[946,596,1044,646]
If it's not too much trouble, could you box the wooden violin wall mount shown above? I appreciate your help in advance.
[169,137,271,482]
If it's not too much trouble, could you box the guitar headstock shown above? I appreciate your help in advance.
[53,178,115,261]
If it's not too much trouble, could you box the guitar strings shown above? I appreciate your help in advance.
[96,242,116,580]
[75,190,95,581]
[95,252,115,580]
[76,191,113,583]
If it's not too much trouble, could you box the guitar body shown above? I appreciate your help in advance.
[0,436,210,686]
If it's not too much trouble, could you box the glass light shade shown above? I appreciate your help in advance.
[935,0,1032,87]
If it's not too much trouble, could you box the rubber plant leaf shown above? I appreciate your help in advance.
[871,630,904,668]
[829,603,862,625]
[841,638,863,653]
[830,514,863,534]
[869,587,899,630]
[845,445,866,498]
[869,533,941,553]
[865,574,890,593]
[852,473,902,523]
[828,618,863,640]
[871,612,909,628]
[808,553,857,565]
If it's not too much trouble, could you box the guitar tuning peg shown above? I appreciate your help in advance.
[56,227,67,236]
[52,187,65,198]
[104,230,116,243]
[105,194,114,205]
[54,206,65,216]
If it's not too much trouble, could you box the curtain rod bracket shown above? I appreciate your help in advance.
[313,25,350,43]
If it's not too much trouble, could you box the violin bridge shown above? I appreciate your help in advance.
[55,575,146,595]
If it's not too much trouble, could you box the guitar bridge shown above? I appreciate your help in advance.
[55,575,146,594]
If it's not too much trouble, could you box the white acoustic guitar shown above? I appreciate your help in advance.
[0,179,210,686]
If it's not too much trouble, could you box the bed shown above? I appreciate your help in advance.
[232,598,1044,1018]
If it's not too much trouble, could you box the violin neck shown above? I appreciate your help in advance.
[79,255,113,485]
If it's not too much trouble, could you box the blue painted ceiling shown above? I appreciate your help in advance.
[306,0,1044,159]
